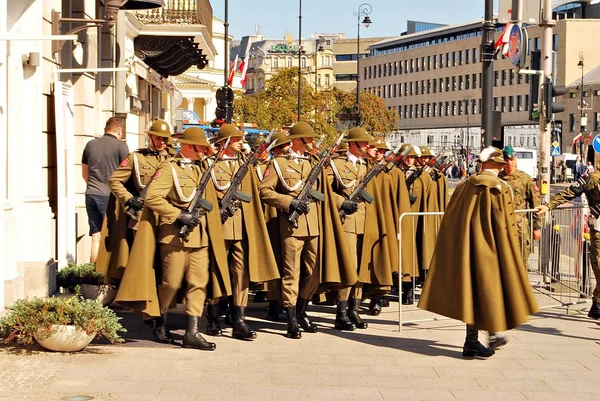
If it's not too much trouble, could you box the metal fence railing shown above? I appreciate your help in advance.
[396,205,594,331]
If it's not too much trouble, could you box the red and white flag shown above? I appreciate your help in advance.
[573,132,583,144]
[494,23,514,58]
[239,57,248,87]
[227,55,238,86]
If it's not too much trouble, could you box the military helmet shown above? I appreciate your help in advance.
[286,121,319,140]
[419,146,435,157]
[372,138,391,151]
[479,146,507,164]
[343,126,373,143]
[210,123,244,144]
[270,130,292,149]
[502,145,516,159]
[177,127,210,146]
[399,144,420,157]
[147,119,171,138]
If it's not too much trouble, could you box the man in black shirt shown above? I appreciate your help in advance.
[82,116,129,262]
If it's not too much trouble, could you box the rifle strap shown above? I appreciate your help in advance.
[272,159,303,192]
[170,163,197,202]
[132,152,147,192]
[329,159,356,189]
[207,158,232,192]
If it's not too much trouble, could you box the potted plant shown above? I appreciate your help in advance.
[0,295,126,352]
[57,263,117,306]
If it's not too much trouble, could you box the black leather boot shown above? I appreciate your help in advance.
[348,298,368,329]
[296,297,318,333]
[231,306,257,341]
[588,302,600,319]
[335,301,356,331]
[488,332,508,349]
[206,304,223,336]
[462,324,494,358]
[183,315,216,351]
[154,312,174,344]
[379,296,390,307]
[401,282,414,305]
[267,300,283,322]
[253,291,267,303]
[368,298,382,316]
[286,306,302,339]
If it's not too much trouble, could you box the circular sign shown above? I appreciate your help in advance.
[506,24,523,66]
[593,134,600,154]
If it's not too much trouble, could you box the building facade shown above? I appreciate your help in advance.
[0,0,215,311]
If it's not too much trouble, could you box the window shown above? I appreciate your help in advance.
[446,53,450,68]
[517,95,522,111]
[368,66,372,79]
[445,77,450,92]
[509,96,514,112]
[393,84,397,97]
[479,73,482,88]
[466,49,470,64]
[439,78,444,93]
[439,102,444,117]
[433,55,437,69]
[518,72,523,84]
[452,101,456,116]
[472,73,477,89]
[452,76,456,91]
[301,57,306,68]
[459,75,463,90]
[458,100,463,115]
[501,96,506,112]
[509,70,515,85]
[459,50,463,65]
[494,71,499,86]
[427,135,434,145]
[465,74,470,90]
[286,57,292,67]
[378,64,382,77]
[525,95,529,111]
[364,67,367,80]
[394,62,398,75]
[595,112,600,131]
[569,114,575,132]
[416,104,420,118]
[432,79,437,94]
[494,97,499,111]
[273,57,279,68]
[452,51,456,66]
[501,70,507,86]
[445,101,450,116]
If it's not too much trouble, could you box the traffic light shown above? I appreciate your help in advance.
[216,86,234,123]
[528,50,541,121]
[543,78,566,121]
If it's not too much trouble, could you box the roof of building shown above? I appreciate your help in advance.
[567,64,600,87]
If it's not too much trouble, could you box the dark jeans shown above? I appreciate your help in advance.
[85,194,109,235]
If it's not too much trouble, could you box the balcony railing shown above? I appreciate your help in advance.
[133,0,213,36]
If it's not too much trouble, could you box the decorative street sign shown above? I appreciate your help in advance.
[551,146,561,157]
[593,134,600,154]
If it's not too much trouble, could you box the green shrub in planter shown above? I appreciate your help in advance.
[0,295,126,346]
[57,263,105,292]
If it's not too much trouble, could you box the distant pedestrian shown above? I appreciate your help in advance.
[575,157,583,180]
[82,117,129,263]
[587,162,595,173]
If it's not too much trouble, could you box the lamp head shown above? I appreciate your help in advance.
[362,16,372,28]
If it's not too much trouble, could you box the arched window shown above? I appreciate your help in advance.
[273,57,279,68]
[286,57,292,68]
[301,57,307,68]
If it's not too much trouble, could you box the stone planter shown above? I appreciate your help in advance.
[80,284,117,306]
[34,325,96,352]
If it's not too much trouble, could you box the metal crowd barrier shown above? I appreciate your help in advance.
[397,205,594,331]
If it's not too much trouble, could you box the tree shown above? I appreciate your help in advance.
[232,68,399,141]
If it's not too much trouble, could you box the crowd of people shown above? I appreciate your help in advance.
[82,117,578,358]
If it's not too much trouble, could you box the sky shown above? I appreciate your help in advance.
[210,0,501,41]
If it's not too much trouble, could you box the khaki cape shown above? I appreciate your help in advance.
[95,197,131,282]
[418,172,538,332]
[115,180,232,317]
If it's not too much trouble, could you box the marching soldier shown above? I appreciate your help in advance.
[537,168,600,320]
[96,120,172,282]
[419,146,448,212]
[204,124,279,341]
[499,145,541,266]
[143,127,231,351]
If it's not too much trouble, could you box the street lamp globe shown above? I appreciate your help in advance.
[362,16,372,28]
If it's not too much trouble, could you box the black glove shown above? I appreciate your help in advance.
[126,196,144,211]
[220,206,235,223]
[290,199,310,214]
[341,199,359,215]
[176,211,200,228]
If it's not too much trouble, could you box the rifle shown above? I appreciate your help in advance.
[339,144,405,223]
[310,135,326,156]
[125,186,146,223]
[288,133,346,228]
[179,137,231,242]
[219,132,277,222]
[405,155,446,205]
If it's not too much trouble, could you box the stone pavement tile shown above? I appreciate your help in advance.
[85,380,162,395]
[561,368,600,381]
[369,365,439,378]
[331,354,398,366]
[408,377,481,391]
[518,359,588,370]
[271,371,341,386]
[543,380,600,393]
[128,367,203,382]
[521,391,600,401]
[577,360,600,371]
[379,388,457,401]
[338,374,412,388]
[234,383,309,398]
[45,379,92,393]
[434,366,504,379]
[450,390,528,401]
[497,368,568,381]
[120,394,194,401]
[199,370,271,384]
[57,366,134,381]
[238,361,330,374]
[534,350,600,361]
[270,352,335,365]
[307,385,383,399]
[474,377,552,392]
[487,349,543,360]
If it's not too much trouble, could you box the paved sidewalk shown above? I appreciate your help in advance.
[2,299,600,401]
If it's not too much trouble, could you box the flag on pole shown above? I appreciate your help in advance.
[239,57,248,87]
[227,55,238,86]
[573,132,583,144]
[494,23,514,58]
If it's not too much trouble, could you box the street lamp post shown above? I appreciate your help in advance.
[314,36,324,92]
[578,52,587,160]
[297,0,302,122]
[354,3,372,127]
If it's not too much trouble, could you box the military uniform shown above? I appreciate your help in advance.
[96,120,172,282]
[259,122,322,339]
[547,170,600,317]
[499,169,541,265]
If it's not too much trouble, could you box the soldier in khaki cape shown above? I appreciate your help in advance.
[328,127,372,331]
[537,169,600,320]
[96,120,172,282]
[144,127,226,351]
[499,145,541,266]
[419,147,538,358]
[204,124,279,341]
[259,122,321,339]
[419,146,448,212]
